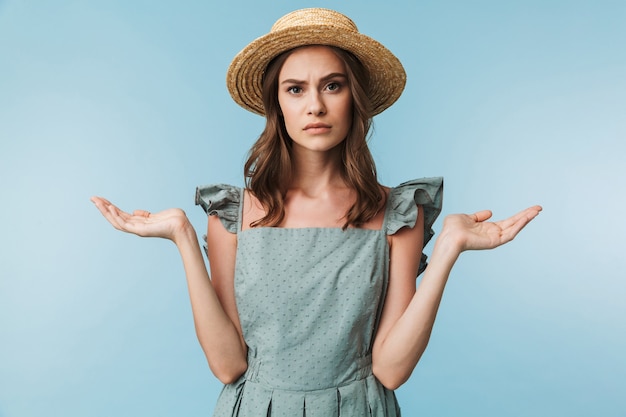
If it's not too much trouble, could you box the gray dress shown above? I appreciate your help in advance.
[195,178,443,417]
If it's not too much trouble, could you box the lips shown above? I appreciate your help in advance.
[304,123,331,130]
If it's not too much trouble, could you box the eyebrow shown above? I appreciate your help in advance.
[280,72,348,85]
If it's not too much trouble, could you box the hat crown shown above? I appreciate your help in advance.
[228,8,405,116]
[271,8,358,33]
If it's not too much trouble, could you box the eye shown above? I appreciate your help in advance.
[326,82,341,92]
[287,86,303,94]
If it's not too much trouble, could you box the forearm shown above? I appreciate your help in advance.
[373,233,460,389]
[174,223,248,383]
[91,197,248,382]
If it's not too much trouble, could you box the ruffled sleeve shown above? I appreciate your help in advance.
[386,177,443,276]
[195,184,241,234]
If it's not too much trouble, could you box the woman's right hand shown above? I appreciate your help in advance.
[91,196,191,243]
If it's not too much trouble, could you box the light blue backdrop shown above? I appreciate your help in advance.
[1,1,624,416]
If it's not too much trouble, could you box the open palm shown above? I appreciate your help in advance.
[91,196,189,242]
[443,206,542,252]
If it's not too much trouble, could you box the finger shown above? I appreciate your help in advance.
[91,197,118,220]
[472,210,493,223]
[91,196,121,215]
[500,216,532,243]
[91,196,116,207]
[103,203,130,232]
[133,209,151,218]
[499,207,542,242]
[105,203,145,234]
[495,206,541,230]
[91,197,149,236]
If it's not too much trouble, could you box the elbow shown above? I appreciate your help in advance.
[208,358,248,385]
[200,335,249,384]
[372,363,412,391]
[216,371,244,385]
[374,373,410,391]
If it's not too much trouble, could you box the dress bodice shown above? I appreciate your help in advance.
[195,178,443,416]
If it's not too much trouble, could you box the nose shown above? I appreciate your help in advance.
[307,91,326,116]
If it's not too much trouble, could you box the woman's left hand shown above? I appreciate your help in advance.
[441,205,542,253]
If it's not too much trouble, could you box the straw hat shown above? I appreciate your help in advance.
[226,8,406,116]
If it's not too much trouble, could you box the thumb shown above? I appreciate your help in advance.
[472,210,493,223]
[133,209,151,217]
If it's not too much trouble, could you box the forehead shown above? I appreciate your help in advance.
[279,46,346,78]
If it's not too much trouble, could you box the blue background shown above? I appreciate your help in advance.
[1,1,624,416]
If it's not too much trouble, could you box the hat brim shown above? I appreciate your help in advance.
[227,25,406,116]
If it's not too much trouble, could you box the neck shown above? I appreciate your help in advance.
[289,146,346,196]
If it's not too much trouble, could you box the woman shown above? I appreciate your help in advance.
[92,8,541,416]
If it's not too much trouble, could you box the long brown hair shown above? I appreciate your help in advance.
[244,46,385,229]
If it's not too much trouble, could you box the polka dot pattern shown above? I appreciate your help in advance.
[195,178,444,417]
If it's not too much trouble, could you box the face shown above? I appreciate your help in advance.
[277,46,353,155]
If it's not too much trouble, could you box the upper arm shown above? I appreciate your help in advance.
[206,214,245,344]
[373,205,425,353]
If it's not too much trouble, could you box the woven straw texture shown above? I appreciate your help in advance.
[227,8,406,116]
